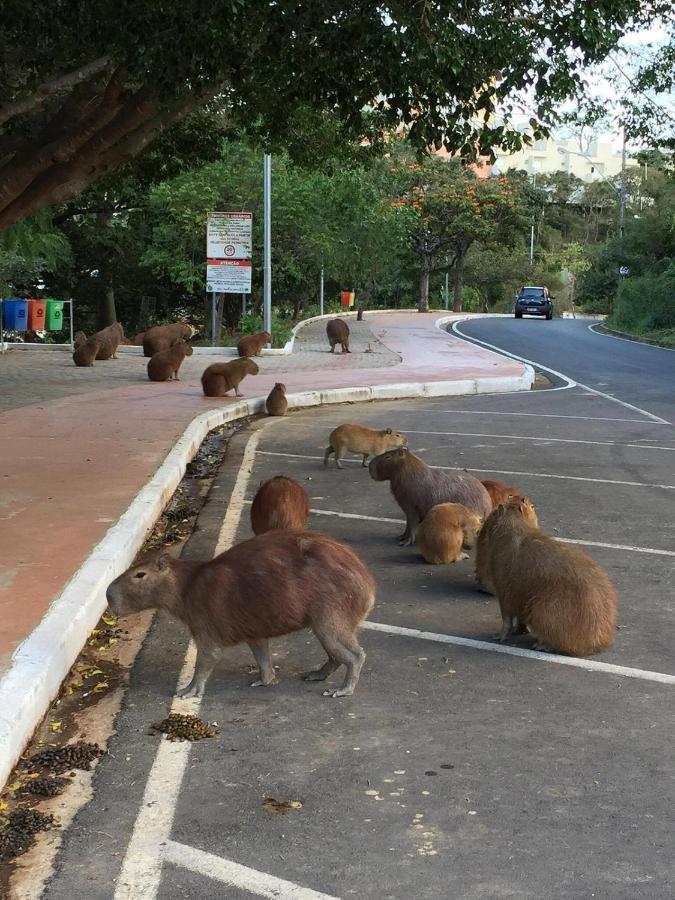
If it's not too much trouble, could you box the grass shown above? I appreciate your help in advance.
[604,321,675,348]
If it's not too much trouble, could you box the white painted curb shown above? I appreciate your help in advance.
[0,334,532,791]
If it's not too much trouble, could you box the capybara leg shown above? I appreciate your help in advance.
[323,446,333,466]
[329,344,335,353]
[303,657,340,682]
[342,343,350,353]
[458,551,469,561]
[498,615,516,643]
[335,452,343,470]
[533,640,555,653]
[313,627,364,698]
[513,618,529,635]
[248,639,278,687]
[235,387,243,397]
[176,642,221,698]
[361,454,369,467]
[398,512,420,547]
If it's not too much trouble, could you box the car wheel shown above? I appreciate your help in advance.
[546,311,553,320]
[515,312,523,319]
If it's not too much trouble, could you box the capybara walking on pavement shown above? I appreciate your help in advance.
[324,424,406,469]
[201,358,258,397]
[143,322,193,357]
[238,331,271,357]
[476,497,617,655]
[326,318,350,353]
[369,447,492,545]
[417,502,483,565]
[266,383,288,416]
[106,531,376,699]
[147,341,194,382]
[73,335,101,367]
[94,321,124,360]
[250,476,310,534]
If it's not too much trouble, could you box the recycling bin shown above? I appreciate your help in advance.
[27,299,47,330]
[340,290,355,308]
[2,298,29,331]
[44,298,64,330]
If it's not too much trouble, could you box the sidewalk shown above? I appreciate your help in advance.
[0,313,528,765]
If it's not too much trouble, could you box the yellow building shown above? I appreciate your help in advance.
[492,133,628,182]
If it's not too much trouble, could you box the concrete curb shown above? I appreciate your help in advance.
[0,331,533,790]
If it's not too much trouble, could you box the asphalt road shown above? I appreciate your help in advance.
[39,347,675,900]
[454,317,675,424]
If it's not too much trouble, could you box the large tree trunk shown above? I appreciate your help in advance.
[356,285,373,321]
[418,260,430,312]
[97,279,117,329]
[452,246,468,313]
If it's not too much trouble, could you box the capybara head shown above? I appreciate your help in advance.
[368,447,409,482]
[241,358,259,375]
[496,495,538,528]
[381,428,407,451]
[273,382,286,393]
[461,510,484,549]
[106,552,175,617]
[180,341,194,357]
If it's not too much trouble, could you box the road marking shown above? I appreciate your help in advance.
[363,622,675,685]
[164,840,340,899]
[588,322,675,352]
[255,450,675,491]
[393,409,669,425]
[403,430,675,452]
[451,321,671,425]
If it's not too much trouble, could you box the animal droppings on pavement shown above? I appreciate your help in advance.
[0,808,56,862]
[20,775,69,797]
[23,742,104,775]
[262,798,303,815]
[148,713,218,742]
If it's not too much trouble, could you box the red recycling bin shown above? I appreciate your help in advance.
[340,290,355,308]
[27,299,47,330]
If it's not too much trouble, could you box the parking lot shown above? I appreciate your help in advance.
[43,381,674,899]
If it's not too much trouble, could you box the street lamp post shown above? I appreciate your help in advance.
[263,152,272,341]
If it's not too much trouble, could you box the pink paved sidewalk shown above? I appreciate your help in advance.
[0,313,525,674]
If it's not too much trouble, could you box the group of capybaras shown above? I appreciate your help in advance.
[102,315,618,702]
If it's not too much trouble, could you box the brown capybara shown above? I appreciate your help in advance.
[143,322,193,357]
[132,331,145,346]
[106,530,376,699]
[324,424,407,469]
[368,447,492,546]
[94,321,124,360]
[476,497,617,656]
[250,476,310,534]
[475,495,538,595]
[266,382,288,416]
[481,479,520,509]
[201,358,259,397]
[73,330,87,349]
[147,341,194,382]
[238,330,271,357]
[326,318,350,353]
[72,335,101,367]
[417,502,483,565]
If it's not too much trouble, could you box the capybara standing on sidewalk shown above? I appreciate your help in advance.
[106,530,376,699]
[95,321,124,360]
[201,358,258,397]
[143,322,193,357]
[250,476,310,534]
[417,502,483,565]
[475,495,538,594]
[324,424,407,469]
[481,479,521,509]
[369,448,492,546]
[72,335,101,367]
[477,497,617,655]
[147,341,194,382]
[326,318,350,353]
[238,330,271,357]
[266,383,288,416]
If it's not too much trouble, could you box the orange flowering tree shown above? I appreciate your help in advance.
[391,154,528,312]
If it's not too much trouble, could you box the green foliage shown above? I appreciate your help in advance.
[612,264,675,332]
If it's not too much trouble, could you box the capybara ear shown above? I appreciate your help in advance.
[386,428,392,434]
[156,552,171,571]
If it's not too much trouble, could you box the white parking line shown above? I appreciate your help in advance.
[403,430,675,452]
[255,450,675,491]
[393,409,669,425]
[363,622,675,685]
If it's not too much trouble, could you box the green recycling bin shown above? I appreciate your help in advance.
[44,299,64,330]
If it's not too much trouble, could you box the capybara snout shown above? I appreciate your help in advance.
[106,552,172,617]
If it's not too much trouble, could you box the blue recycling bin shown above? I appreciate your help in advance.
[2,298,29,331]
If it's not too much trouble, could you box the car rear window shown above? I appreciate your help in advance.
[520,288,545,299]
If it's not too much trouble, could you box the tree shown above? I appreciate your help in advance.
[1,1,664,230]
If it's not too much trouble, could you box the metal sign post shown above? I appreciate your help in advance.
[263,153,272,341]
[319,266,324,316]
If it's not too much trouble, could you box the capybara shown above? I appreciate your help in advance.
[481,479,520,509]
[326,318,350,353]
[266,382,288,416]
[73,330,87,349]
[72,335,101,367]
[324,423,407,469]
[143,322,193,357]
[147,341,194,382]
[368,447,492,545]
[94,321,124,360]
[417,502,483,565]
[106,530,376,699]
[475,495,538,594]
[201,358,259,397]
[250,476,310,534]
[238,330,271,357]
[132,331,146,346]
[476,497,617,656]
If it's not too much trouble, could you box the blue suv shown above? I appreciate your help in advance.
[515,286,553,320]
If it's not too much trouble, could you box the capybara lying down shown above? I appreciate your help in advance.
[326,317,350,353]
[369,448,492,546]
[95,321,124,360]
[324,423,407,469]
[72,335,101,367]
[238,330,271,357]
[417,502,483,565]
[477,497,617,656]
[481,479,520,509]
[475,495,538,595]
[147,341,193,382]
[266,382,288,416]
[250,476,310,534]
[106,531,376,699]
[143,322,193,357]
[201,358,259,397]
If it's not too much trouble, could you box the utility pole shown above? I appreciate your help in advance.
[529,219,535,265]
[619,126,627,241]
[263,152,272,339]
[444,255,449,310]
[319,265,324,316]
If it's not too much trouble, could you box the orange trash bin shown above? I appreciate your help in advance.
[27,299,47,330]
